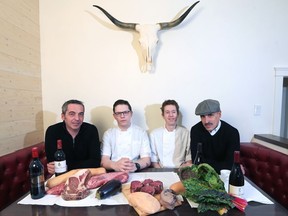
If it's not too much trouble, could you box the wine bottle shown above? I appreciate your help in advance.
[193,142,203,165]
[29,147,45,199]
[54,139,67,176]
[228,151,244,197]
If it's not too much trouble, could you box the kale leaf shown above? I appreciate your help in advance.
[181,163,234,214]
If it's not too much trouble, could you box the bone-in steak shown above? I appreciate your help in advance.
[61,169,91,200]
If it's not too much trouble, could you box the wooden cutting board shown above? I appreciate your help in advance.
[122,184,182,216]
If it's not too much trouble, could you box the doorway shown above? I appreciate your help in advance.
[273,67,288,137]
[281,77,288,138]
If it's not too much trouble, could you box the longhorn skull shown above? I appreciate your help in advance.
[93,1,199,72]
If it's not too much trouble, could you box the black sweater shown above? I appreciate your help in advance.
[45,121,101,170]
[190,120,240,173]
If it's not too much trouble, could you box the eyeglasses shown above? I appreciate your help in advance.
[114,110,131,117]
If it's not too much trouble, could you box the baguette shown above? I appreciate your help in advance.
[46,167,106,188]
[89,167,106,176]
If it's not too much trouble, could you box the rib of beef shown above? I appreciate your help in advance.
[61,169,92,200]
[46,182,65,195]
[86,171,129,189]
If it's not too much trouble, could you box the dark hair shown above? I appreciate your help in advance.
[113,99,132,113]
[62,99,84,114]
[160,99,179,115]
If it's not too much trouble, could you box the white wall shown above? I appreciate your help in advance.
[40,0,288,142]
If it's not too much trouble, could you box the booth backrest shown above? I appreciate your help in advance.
[240,142,288,209]
[1,141,287,210]
[0,142,49,211]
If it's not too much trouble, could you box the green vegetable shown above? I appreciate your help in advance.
[96,179,122,199]
[197,163,225,190]
[180,163,234,214]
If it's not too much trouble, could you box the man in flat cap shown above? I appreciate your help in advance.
[190,99,240,173]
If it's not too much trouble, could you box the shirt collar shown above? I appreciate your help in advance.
[210,120,221,136]
[164,124,177,132]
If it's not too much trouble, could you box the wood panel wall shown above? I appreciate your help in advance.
[0,0,43,156]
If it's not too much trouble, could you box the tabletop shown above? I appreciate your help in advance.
[1,168,288,216]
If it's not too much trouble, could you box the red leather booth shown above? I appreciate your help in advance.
[0,142,49,211]
[240,142,288,209]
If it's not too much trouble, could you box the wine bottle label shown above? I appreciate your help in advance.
[55,160,67,173]
[229,184,244,197]
[30,174,45,186]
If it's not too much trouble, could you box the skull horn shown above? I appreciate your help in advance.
[93,5,137,30]
[159,1,200,30]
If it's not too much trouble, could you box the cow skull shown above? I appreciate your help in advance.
[93,1,199,72]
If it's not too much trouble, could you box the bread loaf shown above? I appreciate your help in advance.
[128,192,161,214]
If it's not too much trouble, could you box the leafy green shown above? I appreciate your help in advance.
[180,163,234,214]
[197,163,225,190]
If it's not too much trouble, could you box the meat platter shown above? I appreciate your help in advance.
[18,171,183,209]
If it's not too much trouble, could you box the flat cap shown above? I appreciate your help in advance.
[195,99,221,115]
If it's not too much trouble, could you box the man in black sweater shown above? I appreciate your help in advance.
[45,99,101,175]
[190,99,240,173]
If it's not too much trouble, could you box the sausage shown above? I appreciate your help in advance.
[46,167,106,188]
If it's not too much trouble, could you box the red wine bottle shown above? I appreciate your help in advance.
[54,139,67,176]
[193,143,203,165]
[29,147,45,199]
[228,151,244,197]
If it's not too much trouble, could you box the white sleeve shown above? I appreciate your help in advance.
[140,130,151,158]
[149,131,158,162]
[101,129,112,156]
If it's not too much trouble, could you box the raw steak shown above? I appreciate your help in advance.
[61,169,91,200]
[86,171,129,189]
[46,182,65,195]
[142,179,153,185]
[130,180,143,193]
[130,179,163,195]
[150,180,163,194]
[140,185,155,195]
